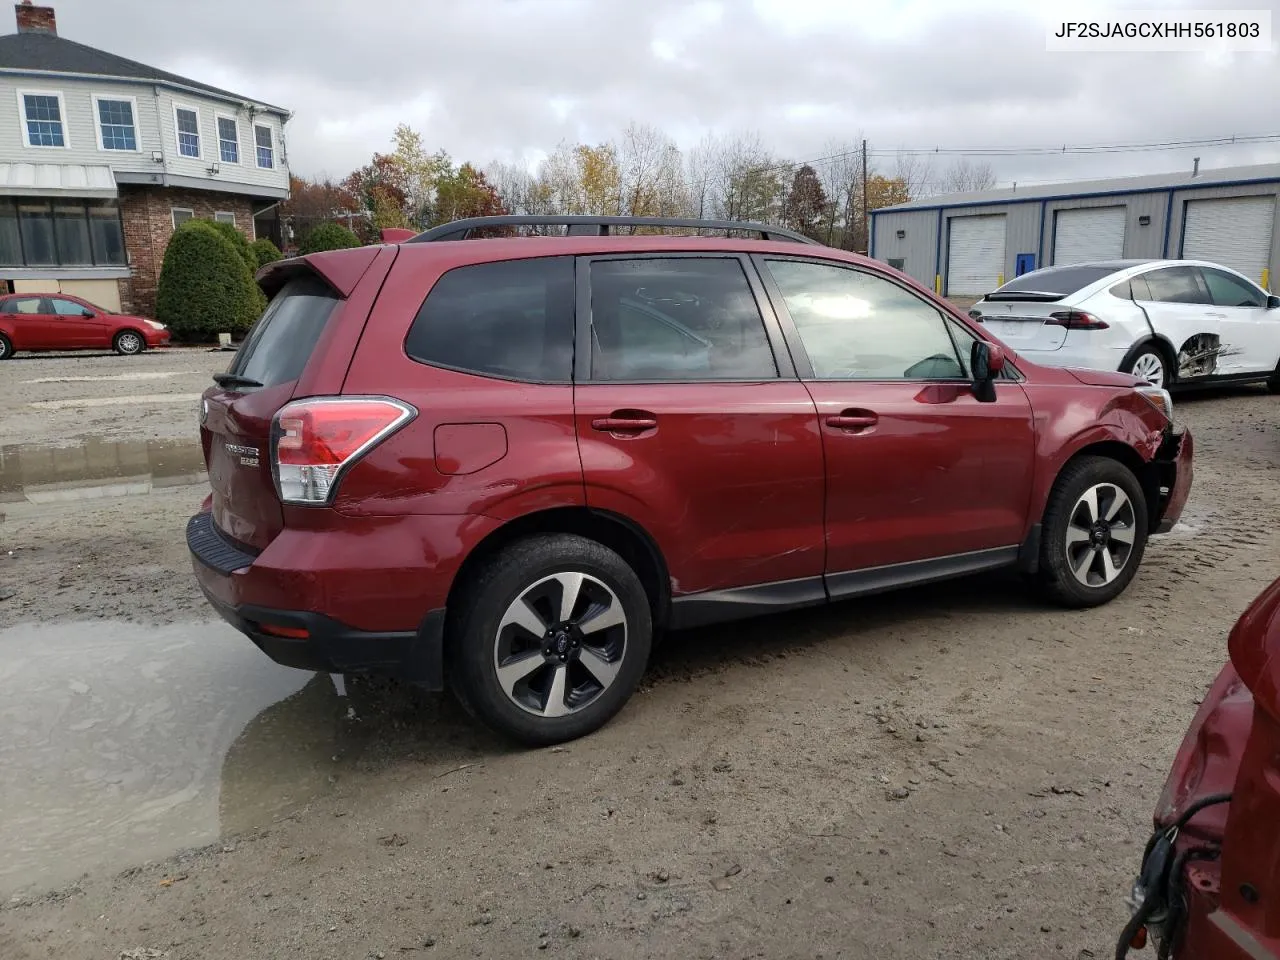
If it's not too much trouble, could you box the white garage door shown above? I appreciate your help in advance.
[947,215,1006,295]
[1053,207,1126,265]
[1182,196,1276,285]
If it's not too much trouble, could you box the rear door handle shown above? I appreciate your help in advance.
[826,411,878,431]
[591,415,658,433]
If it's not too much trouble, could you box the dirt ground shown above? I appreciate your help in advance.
[1,350,1278,960]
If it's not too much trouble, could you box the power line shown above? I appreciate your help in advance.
[688,131,1279,188]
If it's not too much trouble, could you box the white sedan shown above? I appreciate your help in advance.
[970,259,1280,390]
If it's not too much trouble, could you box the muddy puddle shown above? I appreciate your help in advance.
[0,620,348,897]
[0,436,206,506]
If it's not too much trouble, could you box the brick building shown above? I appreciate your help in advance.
[0,2,290,315]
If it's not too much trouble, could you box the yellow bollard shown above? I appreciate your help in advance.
[1262,268,1271,292]
[996,273,1005,288]
[934,274,942,294]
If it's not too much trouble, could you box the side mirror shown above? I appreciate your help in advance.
[82,308,95,317]
[1267,294,1280,309]
[970,340,1006,403]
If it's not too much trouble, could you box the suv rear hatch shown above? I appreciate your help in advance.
[974,264,1120,351]
[202,271,346,551]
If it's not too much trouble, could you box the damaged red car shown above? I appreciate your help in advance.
[1120,575,1280,959]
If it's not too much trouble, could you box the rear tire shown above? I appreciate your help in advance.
[1037,456,1149,608]
[0,334,11,360]
[113,330,144,355]
[1121,344,1169,388]
[1267,357,1280,394]
[447,534,652,745]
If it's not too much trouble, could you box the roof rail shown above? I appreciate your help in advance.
[408,215,820,245]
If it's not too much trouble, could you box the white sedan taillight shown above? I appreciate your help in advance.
[271,396,416,505]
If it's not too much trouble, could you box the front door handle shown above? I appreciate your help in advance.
[591,414,658,433]
[826,411,878,432]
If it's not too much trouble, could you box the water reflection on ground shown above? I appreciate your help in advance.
[0,619,345,896]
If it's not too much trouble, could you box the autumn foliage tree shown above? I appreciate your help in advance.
[323,121,949,246]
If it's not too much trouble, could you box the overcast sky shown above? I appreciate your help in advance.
[34,0,1280,186]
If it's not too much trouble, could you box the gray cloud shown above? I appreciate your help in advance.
[36,0,1280,185]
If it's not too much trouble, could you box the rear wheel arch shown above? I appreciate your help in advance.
[444,506,670,635]
[1120,336,1177,384]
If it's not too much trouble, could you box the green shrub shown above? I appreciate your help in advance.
[202,219,256,272]
[156,220,261,340]
[299,221,361,255]
[249,237,282,269]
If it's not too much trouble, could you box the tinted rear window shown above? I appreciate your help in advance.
[405,256,574,382]
[994,265,1118,296]
[227,275,339,388]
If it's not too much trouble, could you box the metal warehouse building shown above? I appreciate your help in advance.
[870,162,1280,298]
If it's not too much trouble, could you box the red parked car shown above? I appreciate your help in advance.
[0,292,169,358]
[186,215,1193,744]
[1119,575,1280,960]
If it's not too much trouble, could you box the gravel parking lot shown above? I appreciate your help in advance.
[1,349,1277,960]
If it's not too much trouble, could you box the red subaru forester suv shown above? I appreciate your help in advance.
[187,215,1193,745]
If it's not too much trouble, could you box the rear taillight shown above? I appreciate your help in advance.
[271,396,416,505]
[1046,309,1109,330]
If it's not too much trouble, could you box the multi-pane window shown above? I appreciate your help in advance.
[171,208,194,228]
[0,200,126,267]
[21,92,65,147]
[254,124,274,169]
[174,106,201,158]
[217,116,240,164]
[214,211,236,225]
[96,97,137,150]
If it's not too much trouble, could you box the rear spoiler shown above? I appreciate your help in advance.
[380,228,417,243]
[256,246,383,299]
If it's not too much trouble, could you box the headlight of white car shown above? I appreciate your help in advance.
[1135,384,1173,421]
[143,320,166,330]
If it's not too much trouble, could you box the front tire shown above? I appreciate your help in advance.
[0,333,11,360]
[1037,456,1149,608]
[1122,344,1169,388]
[113,330,144,355]
[447,534,652,745]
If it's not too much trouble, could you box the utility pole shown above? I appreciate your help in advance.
[861,138,869,254]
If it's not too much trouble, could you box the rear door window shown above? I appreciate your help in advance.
[1140,266,1210,304]
[2,297,45,314]
[405,256,574,382]
[227,274,340,388]
[587,257,777,381]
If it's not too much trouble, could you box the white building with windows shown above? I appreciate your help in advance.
[0,1,290,314]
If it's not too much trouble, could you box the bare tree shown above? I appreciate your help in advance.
[484,160,535,214]
[939,158,996,194]
[891,151,933,200]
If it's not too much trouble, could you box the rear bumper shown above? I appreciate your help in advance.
[186,509,470,690]
[1151,426,1193,535]
[1006,342,1129,371]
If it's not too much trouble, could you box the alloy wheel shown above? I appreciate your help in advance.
[1130,352,1164,387]
[1065,482,1137,587]
[117,332,143,354]
[493,571,628,718]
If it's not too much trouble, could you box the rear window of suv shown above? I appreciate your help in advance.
[405,256,574,382]
[227,274,340,388]
[986,265,1118,299]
